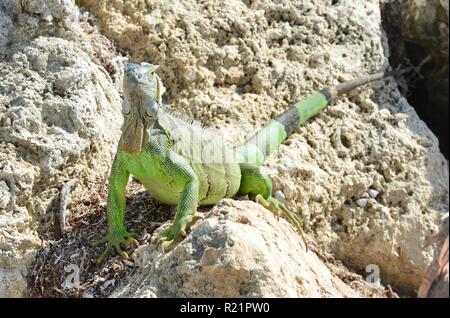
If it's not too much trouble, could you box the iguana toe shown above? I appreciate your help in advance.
[159,221,189,251]
[94,230,137,264]
[256,195,309,251]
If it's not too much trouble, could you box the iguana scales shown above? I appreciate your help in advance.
[94,62,399,263]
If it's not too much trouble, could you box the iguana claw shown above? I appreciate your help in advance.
[159,215,198,250]
[159,223,184,251]
[93,230,138,264]
[256,194,308,251]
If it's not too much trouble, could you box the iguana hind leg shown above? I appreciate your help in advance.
[237,163,308,249]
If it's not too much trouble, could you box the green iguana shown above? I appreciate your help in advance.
[94,62,399,263]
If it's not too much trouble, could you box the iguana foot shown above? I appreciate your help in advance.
[159,223,185,250]
[93,229,139,264]
[255,194,308,251]
[159,220,191,250]
[159,214,203,250]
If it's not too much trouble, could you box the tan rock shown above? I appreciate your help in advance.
[0,0,447,297]
[0,0,122,297]
[111,200,362,298]
[77,0,449,293]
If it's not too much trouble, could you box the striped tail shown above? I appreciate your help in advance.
[236,70,397,166]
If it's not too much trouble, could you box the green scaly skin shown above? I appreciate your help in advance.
[94,62,396,263]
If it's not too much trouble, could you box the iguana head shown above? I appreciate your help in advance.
[119,62,165,154]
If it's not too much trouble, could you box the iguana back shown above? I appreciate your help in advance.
[157,107,242,205]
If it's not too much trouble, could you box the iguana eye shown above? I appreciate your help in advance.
[148,65,159,76]
[122,100,131,115]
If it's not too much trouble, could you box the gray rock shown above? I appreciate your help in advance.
[356,198,369,208]
[368,189,379,199]
[274,190,285,200]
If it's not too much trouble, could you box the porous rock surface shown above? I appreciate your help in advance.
[76,0,449,294]
[111,199,362,298]
[0,0,122,297]
[0,0,448,297]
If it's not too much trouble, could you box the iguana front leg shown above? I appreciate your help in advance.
[159,150,200,249]
[93,155,138,263]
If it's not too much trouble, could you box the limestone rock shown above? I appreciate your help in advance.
[382,0,449,156]
[76,0,449,294]
[111,200,362,298]
[0,0,122,297]
[0,0,447,298]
